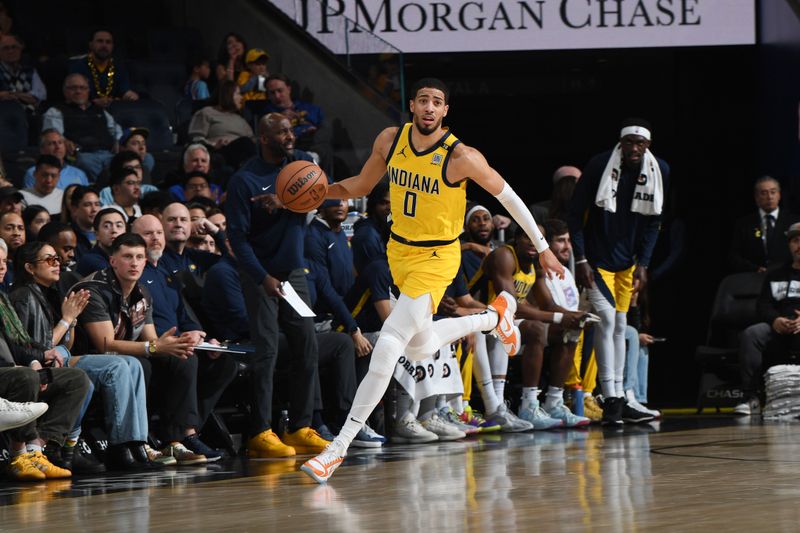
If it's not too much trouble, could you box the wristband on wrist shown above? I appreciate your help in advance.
[58,319,71,330]
[144,341,150,357]
[553,312,563,324]
[575,259,588,265]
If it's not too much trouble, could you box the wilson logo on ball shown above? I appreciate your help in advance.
[288,170,317,195]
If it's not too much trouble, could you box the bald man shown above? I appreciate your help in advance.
[159,202,224,279]
[131,214,237,462]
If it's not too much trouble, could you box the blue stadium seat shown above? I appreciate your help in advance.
[108,100,175,151]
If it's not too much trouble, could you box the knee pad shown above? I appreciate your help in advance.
[368,332,404,378]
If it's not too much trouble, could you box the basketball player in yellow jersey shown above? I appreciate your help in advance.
[475,225,590,429]
[302,78,564,483]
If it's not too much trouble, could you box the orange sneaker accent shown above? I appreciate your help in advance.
[488,292,520,356]
[282,427,330,454]
[247,429,296,458]
[300,444,345,484]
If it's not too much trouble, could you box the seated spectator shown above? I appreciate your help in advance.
[67,29,138,108]
[461,204,502,281]
[0,210,24,291]
[264,74,330,172]
[37,221,80,290]
[351,179,390,274]
[529,166,581,222]
[207,208,226,231]
[67,185,101,260]
[729,175,797,273]
[139,190,175,219]
[75,207,125,276]
[73,232,213,465]
[188,201,209,222]
[165,143,219,191]
[119,127,155,178]
[42,73,122,181]
[160,202,224,278]
[101,151,155,220]
[59,184,80,223]
[20,155,64,216]
[22,204,49,241]
[0,185,22,214]
[169,171,222,204]
[187,80,256,170]
[131,216,237,460]
[736,222,800,415]
[187,233,216,254]
[0,239,92,480]
[0,33,45,114]
[184,55,211,101]
[238,48,269,102]
[10,241,157,471]
[215,32,247,82]
[24,130,90,190]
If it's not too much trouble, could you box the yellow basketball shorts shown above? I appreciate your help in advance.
[387,238,461,311]
[594,264,636,313]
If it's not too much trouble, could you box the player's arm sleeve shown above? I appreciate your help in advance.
[225,176,269,284]
[494,183,548,253]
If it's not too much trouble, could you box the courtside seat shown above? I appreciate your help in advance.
[695,272,765,411]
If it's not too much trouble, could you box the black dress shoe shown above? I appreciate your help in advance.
[129,443,165,470]
[63,440,106,474]
[105,443,140,471]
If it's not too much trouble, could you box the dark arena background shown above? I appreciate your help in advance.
[1,0,800,530]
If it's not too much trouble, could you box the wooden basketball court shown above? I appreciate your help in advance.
[0,416,796,531]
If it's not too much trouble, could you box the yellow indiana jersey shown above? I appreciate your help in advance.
[468,245,537,304]
[385,123,466,243]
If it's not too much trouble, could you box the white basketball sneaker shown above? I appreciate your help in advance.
[301,440,347,484]
[487,291,521,356]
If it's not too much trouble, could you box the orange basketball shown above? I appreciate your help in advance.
[276,160,328,213]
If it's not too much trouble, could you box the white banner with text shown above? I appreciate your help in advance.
[271,0,756,54]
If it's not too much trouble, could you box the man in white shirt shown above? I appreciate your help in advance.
[20,155,63,216]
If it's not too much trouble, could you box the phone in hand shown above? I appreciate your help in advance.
[651,337,667,343]
[38,367,53,385]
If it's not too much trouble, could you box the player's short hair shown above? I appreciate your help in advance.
[410,78,450,104]
[543,219,569,243]
[110,232,146,255]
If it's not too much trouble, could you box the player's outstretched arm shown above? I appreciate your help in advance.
[452,145,565,279]
[327,127,398,200]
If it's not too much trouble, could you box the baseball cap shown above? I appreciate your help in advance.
[245,48,270,64]
[119,127,149,146]
[787,222,800,240]
[0,186,23,203]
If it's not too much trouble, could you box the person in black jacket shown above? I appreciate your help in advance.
[729,176,798,273]
[737,222,800,416]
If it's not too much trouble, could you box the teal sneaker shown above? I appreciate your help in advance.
[518,401,564,430]
[544,399,591,428]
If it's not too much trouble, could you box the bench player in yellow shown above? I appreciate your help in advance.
[302,78,564,483]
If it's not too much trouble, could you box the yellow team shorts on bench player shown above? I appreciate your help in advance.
[387,238,461,311]
[595,264,636,313]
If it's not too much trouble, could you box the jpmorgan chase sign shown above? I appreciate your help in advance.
[272,0,756,53]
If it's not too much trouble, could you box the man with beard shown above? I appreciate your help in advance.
[42,73,123,181]
[226,112,329,459]
[301,78,564,483]
[567,118,670,425]
[68,29,138,107]
[37,221,81,291]
[0,210,24,291]
[131,215,236,462]
[461,204,502,283]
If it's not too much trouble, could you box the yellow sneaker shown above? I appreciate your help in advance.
[282,427,331,454]
[583,395,603,422]
[28,451,72,478]
[8,452,46,481]
[247,429,296,458]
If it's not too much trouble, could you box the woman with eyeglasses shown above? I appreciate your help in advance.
[10,241,160,472]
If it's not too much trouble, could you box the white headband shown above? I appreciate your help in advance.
[620,126,651,141]
[466,205,491,223]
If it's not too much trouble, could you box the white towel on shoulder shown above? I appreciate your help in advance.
[595,144,663,216]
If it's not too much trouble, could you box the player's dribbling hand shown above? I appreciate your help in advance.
[539,248,565,280]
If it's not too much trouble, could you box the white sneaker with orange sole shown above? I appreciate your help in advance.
[488,291,521,355]
[301,441,347,484]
